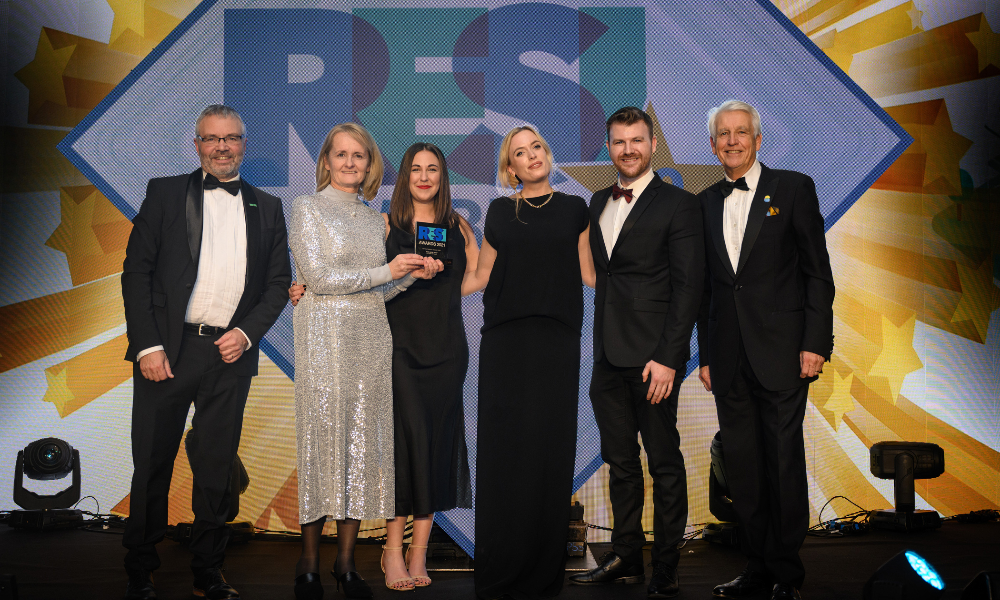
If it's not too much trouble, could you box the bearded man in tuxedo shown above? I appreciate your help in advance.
[569,106,703,598]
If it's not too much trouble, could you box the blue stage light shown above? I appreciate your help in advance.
[864,550,945,600]
[905,551,944,591]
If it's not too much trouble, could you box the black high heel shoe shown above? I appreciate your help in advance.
[294,572,323,600]
[331,570,373,599]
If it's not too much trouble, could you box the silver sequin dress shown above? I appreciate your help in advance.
[290,185,410,523]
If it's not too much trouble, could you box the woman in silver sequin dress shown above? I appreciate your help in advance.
[288,122,439,600]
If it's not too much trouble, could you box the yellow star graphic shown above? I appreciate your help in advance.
[868,314,924,404]
[43,365,74,418]
[952,260,1000,343]
[46,186,133,286]
[107,0,145,47]
[560,103,722,195]
[906,7,923,30]
[913,101,973,193]
[966,14,1000,73]
[820,371,856,431]
[14,28,75,111]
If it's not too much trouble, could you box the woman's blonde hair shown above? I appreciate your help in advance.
[315,122,384,201]
[496,125,554,219]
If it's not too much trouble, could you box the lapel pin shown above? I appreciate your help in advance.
[764,195,771,202]
[249,203,257,207]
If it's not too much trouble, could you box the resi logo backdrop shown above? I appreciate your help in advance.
[226,5,645,187]
[60,0,909,554]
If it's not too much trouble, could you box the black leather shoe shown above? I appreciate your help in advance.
[124,570,156,600]
[192,568,240,599]
[568,552,644,585]
[647,562,679,598]
[714,569,772,598]
[294,572,324,600]
[771,583,802,600]
[331,570,373,599]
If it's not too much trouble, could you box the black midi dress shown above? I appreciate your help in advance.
[474,192,588,599]
[385,221,472,516]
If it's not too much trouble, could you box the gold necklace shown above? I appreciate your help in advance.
[521,190,554,208]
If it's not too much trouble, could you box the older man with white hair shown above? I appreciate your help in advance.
[696,100,835,600]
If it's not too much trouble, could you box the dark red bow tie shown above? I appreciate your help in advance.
[612,183,633,203]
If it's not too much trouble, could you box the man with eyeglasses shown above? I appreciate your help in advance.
[696,100,834,600]
[121,104,291,600]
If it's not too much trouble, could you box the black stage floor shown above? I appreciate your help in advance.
[1,521,997,599]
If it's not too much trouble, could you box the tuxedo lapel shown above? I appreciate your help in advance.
[610,175,660,259]
[735,166,779,278]
[705,184,735,280]
[241,180,260,287]
[185,169,204,265]
[591,188,611,266]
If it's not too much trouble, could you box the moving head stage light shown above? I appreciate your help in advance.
[703,431,741,548]
[864,550,945,600]
[11,437,84,530]
[869,441,944,532]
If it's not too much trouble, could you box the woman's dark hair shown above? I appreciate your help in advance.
[388,142,459,231]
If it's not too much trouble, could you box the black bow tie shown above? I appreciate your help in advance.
[611,183,633,203]
[204,174,241,196]
[719,177,749,198]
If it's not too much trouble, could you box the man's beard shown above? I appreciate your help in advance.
[616,154,650,178]
[206,154,241,180]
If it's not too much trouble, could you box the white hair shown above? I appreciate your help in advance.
[707,100,761,140]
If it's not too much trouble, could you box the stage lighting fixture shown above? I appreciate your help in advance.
[10,437,84,530]
[869,441,944,531]
[708,431,739,523]
[963,571,1000,600]
[864,550,945,600]
[170,428,254,545]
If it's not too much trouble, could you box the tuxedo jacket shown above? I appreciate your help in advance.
[590,173,704,370]
[696,164,834,396]
[122,168,292,377]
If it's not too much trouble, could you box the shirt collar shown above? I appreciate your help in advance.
[616,168,655,201]
[724,160,760,191]
[202,170,241,183]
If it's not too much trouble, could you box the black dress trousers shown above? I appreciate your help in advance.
[714,340,809,587]
[123,331,252,574]
[588,354,687,569]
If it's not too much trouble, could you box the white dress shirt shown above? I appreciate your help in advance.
[599,168,655,258]
[722,160,761,271]
[137,173,249,360]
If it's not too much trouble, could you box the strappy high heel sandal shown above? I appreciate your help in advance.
[405,544,432,587]
[381,545,415,592]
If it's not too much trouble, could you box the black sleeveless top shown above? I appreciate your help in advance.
[384,219,468,367]
[481,192,589,334]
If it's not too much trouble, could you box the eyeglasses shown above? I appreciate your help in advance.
[196,135,244,146]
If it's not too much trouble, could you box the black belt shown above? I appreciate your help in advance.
[184,323,226,336]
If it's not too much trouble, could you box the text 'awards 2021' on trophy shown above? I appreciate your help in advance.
[415,222,451,267]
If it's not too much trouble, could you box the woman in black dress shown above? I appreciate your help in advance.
[463,126,596,599]
[380,143,478,591]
